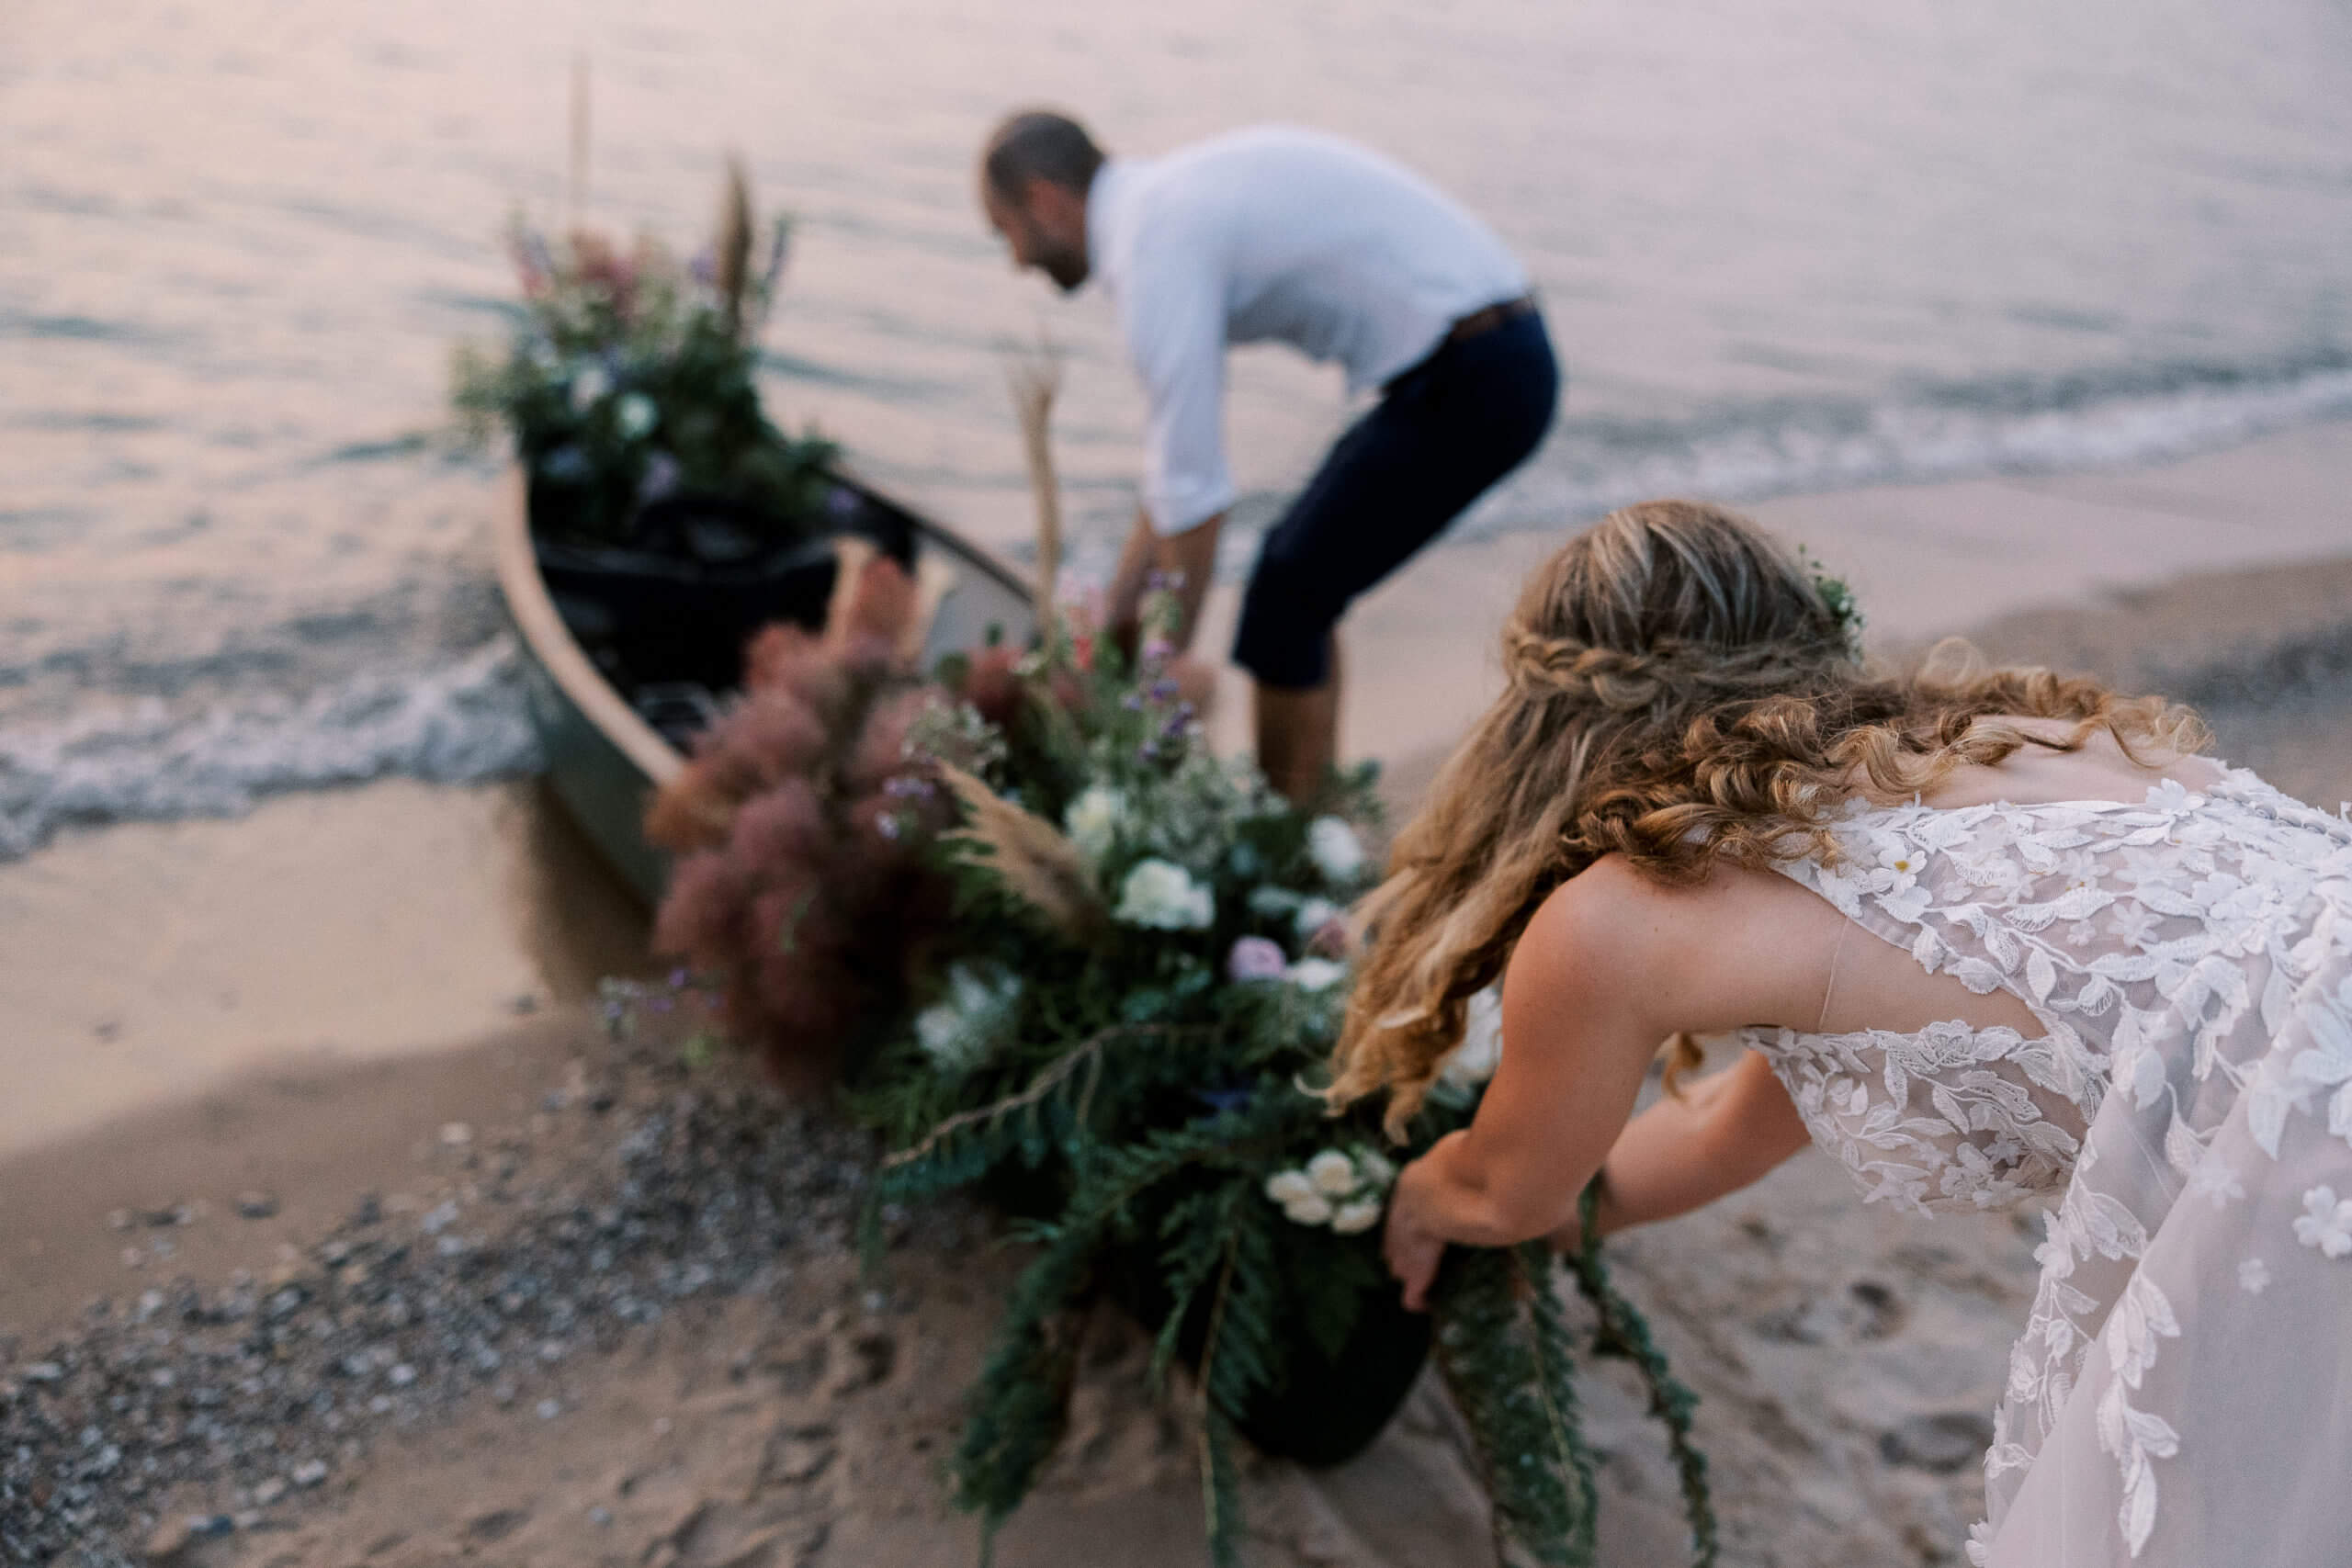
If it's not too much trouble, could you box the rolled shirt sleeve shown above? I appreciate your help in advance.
[1116,250,1236,536]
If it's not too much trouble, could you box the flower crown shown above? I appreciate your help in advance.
[1797,547,1867,660]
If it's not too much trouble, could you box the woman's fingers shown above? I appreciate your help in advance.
[1384,1216,1444,1313]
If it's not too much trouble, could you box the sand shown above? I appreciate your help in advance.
[5,420,2351,1565]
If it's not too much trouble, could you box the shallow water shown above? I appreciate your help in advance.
[5,0,2350,851]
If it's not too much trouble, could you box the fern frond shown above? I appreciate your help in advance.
[1566,1190,1715,1565]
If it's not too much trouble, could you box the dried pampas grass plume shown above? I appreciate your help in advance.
[1001,327,1064,653]
[936,762,1102,940]
[715,153,754,340]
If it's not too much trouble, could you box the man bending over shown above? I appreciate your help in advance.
[978,111,1558,803]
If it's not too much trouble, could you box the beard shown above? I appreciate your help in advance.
[1037,240,1090,293]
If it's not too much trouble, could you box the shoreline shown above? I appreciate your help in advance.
[6,420,2352,1563]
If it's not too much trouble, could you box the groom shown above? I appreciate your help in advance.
[979,111,1559,804]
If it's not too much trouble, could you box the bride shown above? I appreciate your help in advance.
[1328,500,2352,1565]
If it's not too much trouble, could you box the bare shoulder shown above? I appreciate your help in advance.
[1511,854,1838,1037]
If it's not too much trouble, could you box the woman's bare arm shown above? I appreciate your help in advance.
[1383,863,1678,1306]
[1382,859,1824,1309]
[1566,1049,1811,1248]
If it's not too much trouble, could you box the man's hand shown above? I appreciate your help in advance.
[1105,507,1223,657]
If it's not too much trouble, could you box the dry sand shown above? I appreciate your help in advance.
[5,422,2350,1565]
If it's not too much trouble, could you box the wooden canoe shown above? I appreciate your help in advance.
[492,465,1036,903]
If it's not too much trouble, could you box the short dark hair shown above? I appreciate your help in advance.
[983,110,1106,200]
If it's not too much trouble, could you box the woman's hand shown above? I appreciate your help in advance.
[1383,1154,1451,1313]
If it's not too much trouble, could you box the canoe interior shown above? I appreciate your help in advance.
[498,468,1037,905]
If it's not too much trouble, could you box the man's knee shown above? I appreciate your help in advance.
[1233,560,1340,690]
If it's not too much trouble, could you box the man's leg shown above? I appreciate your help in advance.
[1233,314,1560,805]
[1256,636,1341,804]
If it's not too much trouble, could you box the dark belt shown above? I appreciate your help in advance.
[1440,293,1539,347]
[1383,295,1540,394]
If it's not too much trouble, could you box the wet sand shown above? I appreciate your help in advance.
[0,778,650,1162]
[4,423,2350,1563]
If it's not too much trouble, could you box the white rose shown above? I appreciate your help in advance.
[614,391,658,439]
[1438,985,1504,1088]
[913,1000,966,1062]
[1285,957,1346,993]
[1294,896,1341,940]
[1263,1170,1317,1208]
[1062,785,1127,866]
[1354,1149,1396,1190]
[568,362,612,412]
[1330,1199,1384,1235]
[1114,858,1214,930]
[1281,1193,1335,1226]
[1306,817,1366,884]
[1306,1149,1359,1196]
[913,964,1021,1071]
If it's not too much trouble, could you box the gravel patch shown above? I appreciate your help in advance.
[0,1042,876,1564]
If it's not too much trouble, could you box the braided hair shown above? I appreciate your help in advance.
[1329,500,2203,1136]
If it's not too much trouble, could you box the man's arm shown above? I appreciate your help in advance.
[1105,505,1224,656]
[1103,229,1232,655]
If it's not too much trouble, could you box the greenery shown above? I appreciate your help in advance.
[450,164,837,544]
[844,597,1717,1566]
[622,476,1721,1568]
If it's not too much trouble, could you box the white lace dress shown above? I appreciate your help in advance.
[1738,770,2352,1566]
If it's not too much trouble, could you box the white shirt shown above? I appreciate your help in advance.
[1085,126,1531,536]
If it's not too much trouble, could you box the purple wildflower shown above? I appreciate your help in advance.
[1227,936,1288,983]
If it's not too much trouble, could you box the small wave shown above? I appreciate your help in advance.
[0,640,540,860]
[1460,352,2352,542]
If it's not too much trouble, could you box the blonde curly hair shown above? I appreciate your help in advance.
[1328,500,2204,1137]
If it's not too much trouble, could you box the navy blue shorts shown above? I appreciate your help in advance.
[1231,310,1559,689]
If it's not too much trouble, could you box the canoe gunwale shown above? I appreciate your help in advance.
[492,466,685,791]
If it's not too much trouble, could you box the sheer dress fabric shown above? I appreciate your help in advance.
[1737,771,2352,1565]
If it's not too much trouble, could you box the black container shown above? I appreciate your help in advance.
[1094,1186,1430,1468]
[527,473,922,700]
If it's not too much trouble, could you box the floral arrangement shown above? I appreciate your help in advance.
[638,544,950,1090]
[628,581,1720,1566]
[450,159,836,543]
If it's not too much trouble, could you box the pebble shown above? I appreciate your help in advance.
[1879,1411,1996,1473]
[252,1477,288,1506]
[142,1517,194,1561]
[237,1191,280,1220]
[291,1458,330,1488]
[440,1122,475,1147]
[537,1398,562,1420]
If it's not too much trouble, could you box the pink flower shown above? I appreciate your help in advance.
[1305,916,1351,957]
[1227,936,1288,982]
